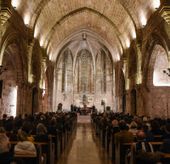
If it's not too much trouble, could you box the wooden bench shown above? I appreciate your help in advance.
[115,142,136,164]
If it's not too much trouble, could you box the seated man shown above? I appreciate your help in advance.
[115,120,134,144]
[114,120,135,164]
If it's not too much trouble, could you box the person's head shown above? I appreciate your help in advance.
[0,127,6,133]
[143,116,148,122]
[112,119,118,127]
[2,114,7,119]
[17,129,28,141]
[130,121,137,129]
[22,121,32,134]
[119,120,128,130]
[36,123,47,135]
[142,124,149,132]
[57,103,63,110]
[136,130,146,141]
[151,120,160,130]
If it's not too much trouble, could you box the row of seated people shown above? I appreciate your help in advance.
[0,111,77,164]
[91,112,170,164]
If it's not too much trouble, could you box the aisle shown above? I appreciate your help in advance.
[57,122,111,164]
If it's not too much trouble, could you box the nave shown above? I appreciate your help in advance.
[57,116,111,164]
[1,0,170,163]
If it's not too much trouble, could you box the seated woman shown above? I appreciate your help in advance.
[34,123,48,142]
[0,127,13,164]
[14,129,37,164]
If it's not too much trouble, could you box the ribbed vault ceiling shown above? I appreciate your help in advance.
[12,0,159,62]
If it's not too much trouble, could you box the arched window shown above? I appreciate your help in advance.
[57,49,73,93]
[75,49,94,93]
[96,49,112,93]
[153,45,170,86]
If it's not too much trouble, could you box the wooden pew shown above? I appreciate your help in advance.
[115,142,135,164]
[149,141,170,163]
[153,135,163,141]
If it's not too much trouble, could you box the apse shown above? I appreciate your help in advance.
[53,32,115,111]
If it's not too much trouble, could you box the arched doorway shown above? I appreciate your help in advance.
[0,43,22,117]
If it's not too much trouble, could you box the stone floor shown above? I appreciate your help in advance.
[57,119,112,164]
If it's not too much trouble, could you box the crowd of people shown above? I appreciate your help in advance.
[0,110,77,164]
[91,112,170,164]
[1,103,170,164]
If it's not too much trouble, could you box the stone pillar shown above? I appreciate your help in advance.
[122,57,131,113]
[136,42,143,84]
[17,82,33,116]
[0,0,12,64]
[17,82,25,115]
[115,61,122,112]
[27,32,34,83]
[135,84,145,116]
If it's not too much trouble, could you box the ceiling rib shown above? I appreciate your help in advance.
[45,7,124,52]
[118,0,137,32]
[30,0,51,29]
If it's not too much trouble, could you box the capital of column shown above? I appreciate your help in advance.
[159,2,170,25]
[0,8,12,26]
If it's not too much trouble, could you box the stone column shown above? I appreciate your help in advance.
[0,0,12,64]
[122,57,131,113]
[27,32,34,83]
[136,42,143,84]
[16,82,25,115]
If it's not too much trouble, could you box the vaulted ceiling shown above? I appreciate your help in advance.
[11,0,160,62]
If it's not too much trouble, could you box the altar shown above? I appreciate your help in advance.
[73,93,94,108]
[79,105,91,115]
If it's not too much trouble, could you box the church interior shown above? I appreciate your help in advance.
[0,0,170,164]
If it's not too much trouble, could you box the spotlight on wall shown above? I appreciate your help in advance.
[163,68,170,77]
[153,0,160,10]
[11,0,20,9]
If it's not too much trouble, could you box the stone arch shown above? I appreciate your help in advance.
[0,35,27,116]
[142,41,170,118]
[143,33,169,89]
[0,32,27,82]
[146,44,168,88]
